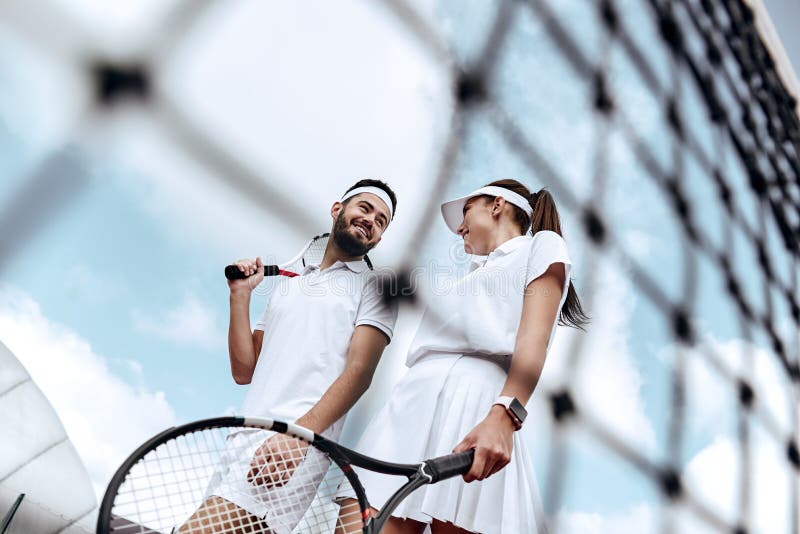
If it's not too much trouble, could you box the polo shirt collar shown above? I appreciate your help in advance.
[343,259,369,273]
[303,258,370,274]
[469,235,529,270]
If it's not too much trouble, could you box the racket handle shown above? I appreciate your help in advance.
[224,265,280,280]
[424,450,475,483]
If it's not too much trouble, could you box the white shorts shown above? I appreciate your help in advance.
[204,429,336,534]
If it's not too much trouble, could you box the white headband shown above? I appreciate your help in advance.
[440,185,533,234]
[342,186,394,220]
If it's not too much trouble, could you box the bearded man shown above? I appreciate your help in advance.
[180,179,398,533]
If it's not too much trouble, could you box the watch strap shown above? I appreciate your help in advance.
[493,396,526,430]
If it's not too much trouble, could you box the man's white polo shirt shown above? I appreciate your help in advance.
[240,259,397,438]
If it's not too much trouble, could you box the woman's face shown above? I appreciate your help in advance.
[457,197,495,255]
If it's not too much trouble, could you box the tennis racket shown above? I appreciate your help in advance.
[97,416,474,534]
[224,233,373,280]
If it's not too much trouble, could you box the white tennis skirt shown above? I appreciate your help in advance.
[340,354,549,534]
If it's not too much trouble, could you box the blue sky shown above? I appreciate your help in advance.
[0,168,242,412]
[1,1,798,532]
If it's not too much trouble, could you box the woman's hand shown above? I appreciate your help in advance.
[453,405,516,482]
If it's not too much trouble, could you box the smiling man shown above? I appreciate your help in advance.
[181,179,398,533]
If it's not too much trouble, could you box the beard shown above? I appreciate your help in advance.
[332,211,373,257]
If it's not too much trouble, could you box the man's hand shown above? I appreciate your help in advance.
[228,257,265,293]
[452,405,516,482]
[247,433,309,489]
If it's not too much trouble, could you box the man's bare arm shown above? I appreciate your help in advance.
[295,325,389,433]
[228,257,265,384]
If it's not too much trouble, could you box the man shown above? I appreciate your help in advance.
[180,179,398,533]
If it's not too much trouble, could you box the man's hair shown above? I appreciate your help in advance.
[342,179,398,219]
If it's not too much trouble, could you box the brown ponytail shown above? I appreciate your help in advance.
[484,179,590,330]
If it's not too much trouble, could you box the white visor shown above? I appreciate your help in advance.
[440,185,533,234]
[342,186,394,220]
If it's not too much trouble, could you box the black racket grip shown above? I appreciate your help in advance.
[424,450,475,483]
[224,265,280,280]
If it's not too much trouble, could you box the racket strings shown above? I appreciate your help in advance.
[297,234,373,273]
[300,235,329,270]
[333,501,369,534]
[108,426,366,533]
[179,497,272,534]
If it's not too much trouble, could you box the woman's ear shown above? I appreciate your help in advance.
[492,197,505,216]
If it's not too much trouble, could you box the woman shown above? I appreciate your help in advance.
[337,179,589,534]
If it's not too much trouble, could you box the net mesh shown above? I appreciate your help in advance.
[2,0,799,532]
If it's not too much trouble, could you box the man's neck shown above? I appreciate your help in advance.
[319,238,363,271]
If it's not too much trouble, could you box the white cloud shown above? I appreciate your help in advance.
[676,430,797,534]
[554,430,796,534]
[47,0,178,46]
[0,285,178,497]
[655,335,799,534]
[96,0,453,269]
[556,502,656,534]
[526,254,657,456]
[132,292,224,349]
[660,335,795,442]
[0,0,452,270]
[558,333,799,534]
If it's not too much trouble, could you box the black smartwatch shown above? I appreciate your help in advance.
[493,396,527,430]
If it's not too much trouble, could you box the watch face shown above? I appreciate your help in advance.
[509,397,528,423]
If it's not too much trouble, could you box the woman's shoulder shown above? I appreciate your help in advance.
[531,230,568,249]
[532,229,564,241]
[525,231,572,286]
[529,230,571,263]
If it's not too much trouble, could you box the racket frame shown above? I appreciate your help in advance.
[98,416,470,534]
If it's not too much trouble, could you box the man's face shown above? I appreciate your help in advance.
[331,193,391,257]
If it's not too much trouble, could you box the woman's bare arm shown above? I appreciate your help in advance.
[453,262,566,482]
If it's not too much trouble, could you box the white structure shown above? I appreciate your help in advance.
[0,341,96,533]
